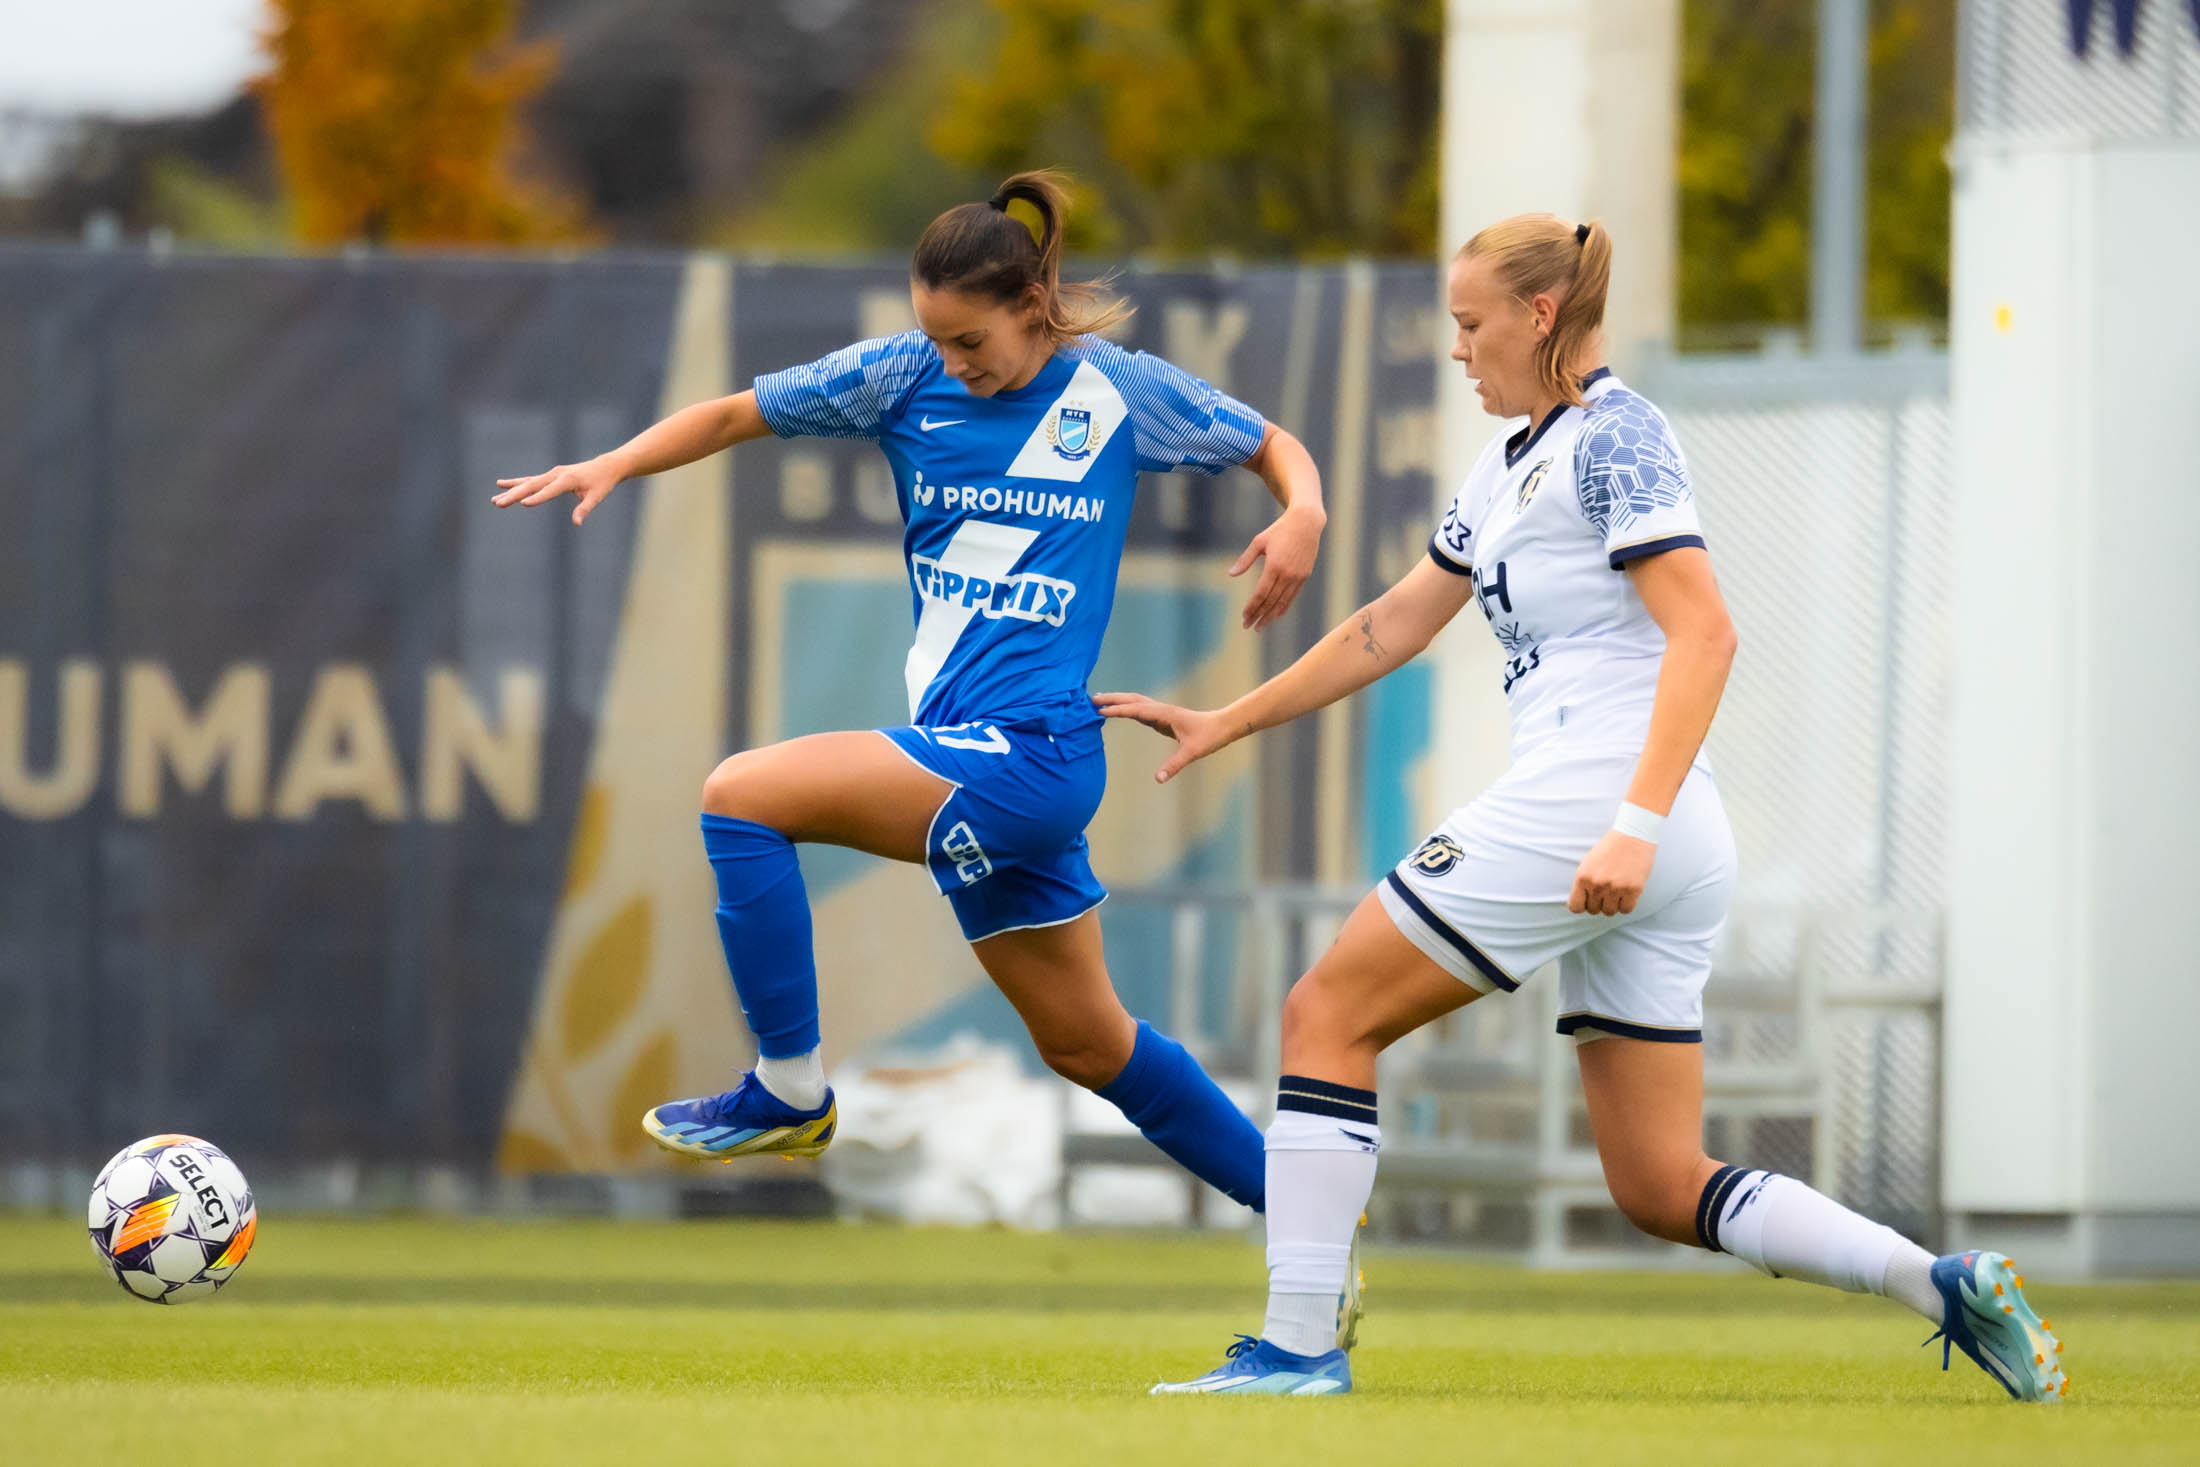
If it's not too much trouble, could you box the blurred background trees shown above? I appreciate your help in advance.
[925,0,1442,258]
[257,0,583,244]
[0,0,1954,339]
[1678,0,1953,342]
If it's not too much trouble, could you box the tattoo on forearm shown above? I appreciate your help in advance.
[1358,612,1386,661]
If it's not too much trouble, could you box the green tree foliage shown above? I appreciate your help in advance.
[1679,0,1953,339]
[710,1,1000,255]
[145,156,289,248]
[1678,2,1815,332]
[1864,0,1955,328]
[927,0,1442,258]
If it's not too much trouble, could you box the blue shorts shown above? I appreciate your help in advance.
[879,717,1109,943]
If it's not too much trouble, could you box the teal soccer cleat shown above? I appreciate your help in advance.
[1150,1336,1353,1396]
[642,1073,837,1162]
[1924,1250,2067,1402]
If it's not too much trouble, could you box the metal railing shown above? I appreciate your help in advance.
[1083,885,1943,1261]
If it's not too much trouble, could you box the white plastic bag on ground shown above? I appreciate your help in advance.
[820,1036,1062,1228]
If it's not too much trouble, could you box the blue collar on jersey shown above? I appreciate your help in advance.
[1504,367,1614,468]
[985,347,1080,404]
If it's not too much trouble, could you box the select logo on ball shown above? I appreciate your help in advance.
[167,1149,232,1229]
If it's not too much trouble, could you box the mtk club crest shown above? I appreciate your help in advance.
[1047,405,1097,461]
[1517,458,1551,512]
[1407,833,1464,877]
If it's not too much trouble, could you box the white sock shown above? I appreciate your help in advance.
[1704,1167,1941,1323]
[754,1048,827,1111]
[1261,1079,1381,1357]
[1261,1290,1342,1358]
[1880,1247,1943,1322]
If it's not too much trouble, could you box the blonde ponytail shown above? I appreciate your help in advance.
[1459,214,1611,406]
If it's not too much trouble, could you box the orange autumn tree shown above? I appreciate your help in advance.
[256,0,585,245]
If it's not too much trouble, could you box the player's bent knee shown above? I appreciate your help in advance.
[701,751,780,824]
[1603,1166,1705,1245]
[1280,974,1371,1058]
[1033,1033,1126,1090]
[700,757,742,815]
[1608,1185,1673,1240]
[1278,977,1323,1054]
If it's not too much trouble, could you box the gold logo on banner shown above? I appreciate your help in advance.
[497,256,751,1175]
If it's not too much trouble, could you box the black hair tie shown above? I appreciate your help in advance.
[987,191,1013,212]
[1575,222,1590,246]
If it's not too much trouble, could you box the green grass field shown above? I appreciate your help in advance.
[2,1215,2195,1466]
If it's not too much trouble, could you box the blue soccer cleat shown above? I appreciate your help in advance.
[1150,1335,1353,1396]
[642,1072,837,1162]
[1923,1250,2067,1402]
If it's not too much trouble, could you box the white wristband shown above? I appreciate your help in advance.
[1612,801,1664,844]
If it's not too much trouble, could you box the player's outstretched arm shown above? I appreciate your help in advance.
[1097,554,1474,784]
[1229,423,1326,632]
[491,390,774,526]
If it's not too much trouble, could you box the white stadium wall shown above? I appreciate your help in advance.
[1433,0,1680,818]
[1947,0,2200,1274]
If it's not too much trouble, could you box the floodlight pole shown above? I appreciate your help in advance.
[1812,0,1868,356]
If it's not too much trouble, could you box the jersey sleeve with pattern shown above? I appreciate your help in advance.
[1573,389,1705,568]
[1086,341,1266,475]
[752,331,936,440]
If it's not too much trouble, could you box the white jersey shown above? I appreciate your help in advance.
[1429,370,1706,761]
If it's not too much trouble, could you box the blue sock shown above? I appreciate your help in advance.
[699,813,820,1059]
[1096,1020,1267,1212]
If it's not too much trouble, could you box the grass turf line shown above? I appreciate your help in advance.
[3,1216,2196,1466]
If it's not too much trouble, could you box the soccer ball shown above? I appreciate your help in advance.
[87,1134,258,1304]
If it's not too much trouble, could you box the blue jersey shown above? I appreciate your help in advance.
[754,332,1266,733]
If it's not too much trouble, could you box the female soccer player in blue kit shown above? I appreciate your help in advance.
[1111,214,2065,1401]
[492,171,1324,1221]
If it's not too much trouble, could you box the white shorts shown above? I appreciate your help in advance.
[1376,745,1736,1043]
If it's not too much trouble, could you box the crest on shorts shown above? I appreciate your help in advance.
[941,819,993,885]
[1406,833,1464,877]
[1516,458,1551,512]
[1047,405,1095,461]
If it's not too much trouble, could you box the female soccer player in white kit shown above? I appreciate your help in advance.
[1106,214,2067,1401]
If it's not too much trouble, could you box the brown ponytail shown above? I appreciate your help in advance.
[911,169,1132,344]
[1458,214,1611,407]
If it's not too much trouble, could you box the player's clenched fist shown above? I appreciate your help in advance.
[1567,829,1656,916]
